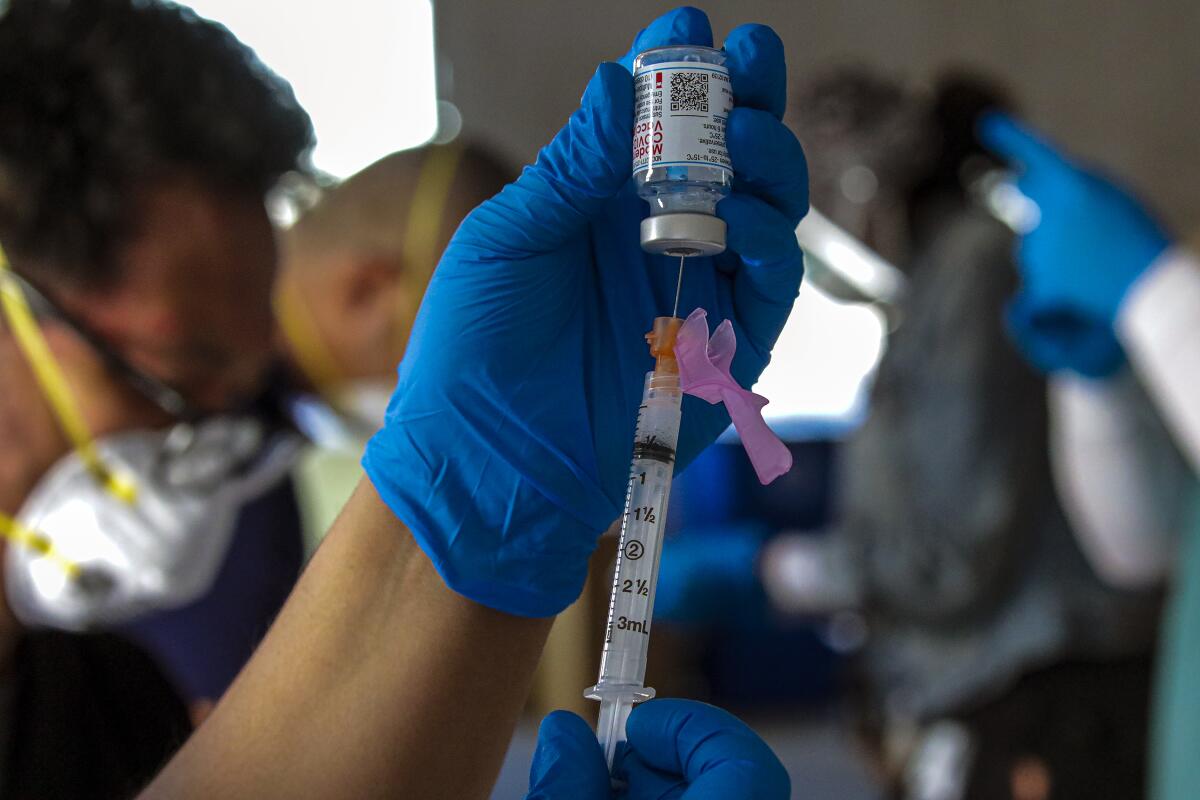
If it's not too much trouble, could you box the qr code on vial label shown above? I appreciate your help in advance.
[670,71,709,113]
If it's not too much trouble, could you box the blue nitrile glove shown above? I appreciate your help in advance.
[524,699,791,800]
[1005,292,1126,378]
[363,7,808,617]
[978,112,1171,377]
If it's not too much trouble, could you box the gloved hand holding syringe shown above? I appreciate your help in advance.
[587,38,796,771]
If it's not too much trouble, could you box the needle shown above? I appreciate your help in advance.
[671,254,685,319]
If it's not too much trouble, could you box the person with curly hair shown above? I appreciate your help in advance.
[0,0,314,793]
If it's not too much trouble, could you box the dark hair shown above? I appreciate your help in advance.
[0,0,315,287]
[920,70,1016,196]
[787,66,935,214]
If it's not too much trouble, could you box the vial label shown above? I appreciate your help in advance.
[633,61,733,176]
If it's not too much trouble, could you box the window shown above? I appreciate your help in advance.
[751,281,886,439]
[182,0,439,179]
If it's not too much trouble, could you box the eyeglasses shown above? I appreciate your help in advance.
[3,267,197,422]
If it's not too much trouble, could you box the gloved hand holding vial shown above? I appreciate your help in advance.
[363,6,807,620]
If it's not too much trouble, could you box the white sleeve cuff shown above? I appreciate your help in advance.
[1049,372,1182,587]
[1117,247,1200,473]
[1049,369,1143,441]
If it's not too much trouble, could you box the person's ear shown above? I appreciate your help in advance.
[342,255,413,371]
[343,255,403,314]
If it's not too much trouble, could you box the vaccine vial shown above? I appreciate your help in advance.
[632,45,733,257]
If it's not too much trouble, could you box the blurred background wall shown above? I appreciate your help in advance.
[437,0,1200,231]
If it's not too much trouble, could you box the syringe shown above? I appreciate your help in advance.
[586,314,684,770]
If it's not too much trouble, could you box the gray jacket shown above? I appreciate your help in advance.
[840,206,1160,720]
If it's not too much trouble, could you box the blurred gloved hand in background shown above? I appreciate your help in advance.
[1004,294,1128,378]
[364,7,808,616]
[525,698,791,799]
[979,112,1172,378]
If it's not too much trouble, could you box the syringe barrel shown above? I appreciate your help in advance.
[591,371,682,691]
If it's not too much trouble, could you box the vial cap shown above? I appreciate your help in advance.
[640,213,726,257]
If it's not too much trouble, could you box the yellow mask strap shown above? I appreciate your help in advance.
[273,273,345,400]
[0,514,82,579]
[0,249,137,504]
[395,143,464,354]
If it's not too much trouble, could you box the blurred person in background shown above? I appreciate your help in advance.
[276,143,513,548]
[775,68,1161,800]
[978,113,1200,800]
[275,142,610,724]
[0,0,314,791]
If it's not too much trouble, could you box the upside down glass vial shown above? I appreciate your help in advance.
[632,45,733,257]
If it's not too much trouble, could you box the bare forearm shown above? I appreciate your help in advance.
[141,479,553,799]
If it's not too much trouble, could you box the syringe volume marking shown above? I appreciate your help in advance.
[621,579,650,596]
[631,506,656,523]
[616,616,649,635]
[632,440,676,464]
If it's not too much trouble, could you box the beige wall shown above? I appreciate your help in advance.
[436,0,1200,230]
